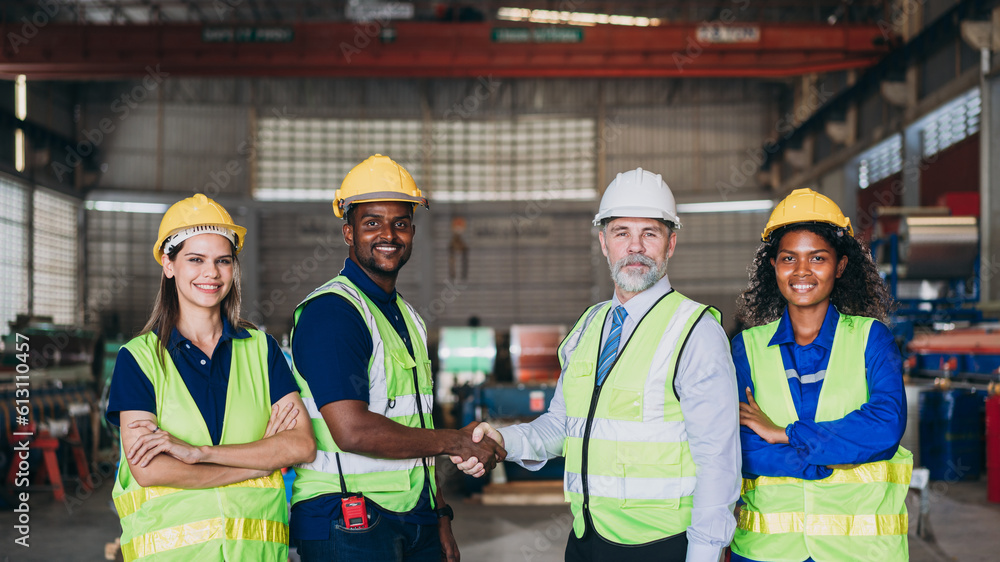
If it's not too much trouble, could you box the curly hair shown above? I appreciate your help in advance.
[736,222,895,327]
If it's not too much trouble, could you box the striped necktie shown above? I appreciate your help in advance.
[596,305,628,386]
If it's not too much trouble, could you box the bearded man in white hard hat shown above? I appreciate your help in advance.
[454,169,741,561]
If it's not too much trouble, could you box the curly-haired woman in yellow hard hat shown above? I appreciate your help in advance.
[730,188,911,562]
[105,194,315,561]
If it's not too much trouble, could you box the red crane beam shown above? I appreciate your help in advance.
[0,22,890,79]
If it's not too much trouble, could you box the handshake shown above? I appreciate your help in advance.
[448,422,505,478]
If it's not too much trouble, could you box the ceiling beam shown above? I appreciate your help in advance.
[0,21,890,79]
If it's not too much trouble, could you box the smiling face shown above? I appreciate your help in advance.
[599,217,676,302]
[343,201,415,292]
[162,233,235,313]
[771,228,848,315]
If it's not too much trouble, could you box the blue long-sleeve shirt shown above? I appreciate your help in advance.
[731,304,906,482]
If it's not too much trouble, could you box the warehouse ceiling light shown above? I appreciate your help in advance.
[15,74,26,173]
[676,200,774,213]
[433,188,597,202]
[85,200,169,213]
[497,7,661,27]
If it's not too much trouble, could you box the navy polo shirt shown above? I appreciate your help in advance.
[290,258,436,541]
[105,316,299,446]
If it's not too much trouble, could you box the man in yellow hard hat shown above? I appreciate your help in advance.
[287,155,506,562]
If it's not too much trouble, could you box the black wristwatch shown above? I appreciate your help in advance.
[436,505,454,521]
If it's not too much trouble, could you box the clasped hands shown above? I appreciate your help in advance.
[450,422,505,478]
[125,402,299,468]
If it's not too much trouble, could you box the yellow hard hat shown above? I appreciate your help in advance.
[153,194,247,264]
[333,154,428,219]
[761,188,853,242]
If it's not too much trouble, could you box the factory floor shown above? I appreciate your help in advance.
[1,463,998,561]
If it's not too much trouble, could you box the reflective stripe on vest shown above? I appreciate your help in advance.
[289,276,436,512]
[560,291,718,545]
[738,511,908,537]
[121,517,289,561]
[114,471,284,518]
[112,330,288,562]
[733,313,911,562]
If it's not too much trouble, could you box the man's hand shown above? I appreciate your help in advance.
[449,422,504,478]
[447,422,506,477]
[439,517,459,562]
[739,387,789,445]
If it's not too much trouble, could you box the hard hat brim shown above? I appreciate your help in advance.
[154,223,247,265]
[337,192,429,218]
[593,206,682,229]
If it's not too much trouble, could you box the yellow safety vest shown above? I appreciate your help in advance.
[112,330,288,561]
[560,291,720,544]
[733,313,911,562]
[289,276,437,513]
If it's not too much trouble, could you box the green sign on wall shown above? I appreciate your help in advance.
[491,27,583,43]
[202,27,295,43]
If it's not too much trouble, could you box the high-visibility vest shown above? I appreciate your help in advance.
[560,291,720,545]
[112,330,288,562]
[733,313,912,562]
[289,276,437,513]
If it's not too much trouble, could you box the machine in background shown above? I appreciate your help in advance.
[871,202,1000,501]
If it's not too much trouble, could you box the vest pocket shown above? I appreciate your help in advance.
[417,359,433,393]
[385,349,418,400]
[617,442,681,509]
[566,361,594,379]
[606,388,642,421]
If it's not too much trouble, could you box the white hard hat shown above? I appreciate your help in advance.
[593,168,682,228]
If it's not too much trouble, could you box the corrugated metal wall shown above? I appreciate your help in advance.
[84,77,776,338]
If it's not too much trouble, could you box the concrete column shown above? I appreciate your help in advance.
[240,207,262,326]
[901,126,921,207]
[981,64,1000,302]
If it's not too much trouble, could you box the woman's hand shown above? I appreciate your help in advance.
[739,387,790,444]
[264,402,299,438]
[126,419,206,467]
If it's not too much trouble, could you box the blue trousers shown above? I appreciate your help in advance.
[294,507,441,562]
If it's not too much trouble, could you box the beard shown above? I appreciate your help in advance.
[354,240,411,277]
[608,253,668,294]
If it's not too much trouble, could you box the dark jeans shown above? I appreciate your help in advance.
[565,530,688,562]
[294,507,441,562]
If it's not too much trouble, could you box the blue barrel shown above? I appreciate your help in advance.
[919,389,985,481]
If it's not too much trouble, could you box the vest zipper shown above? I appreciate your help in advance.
[411,365,436,509]
[580,381,605,535]
[578,290,674,537]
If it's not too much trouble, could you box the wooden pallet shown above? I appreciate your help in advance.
[478,480,566,506]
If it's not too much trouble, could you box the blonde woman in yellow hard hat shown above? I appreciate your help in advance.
[730,189,911,562]
[105,194,316,561]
